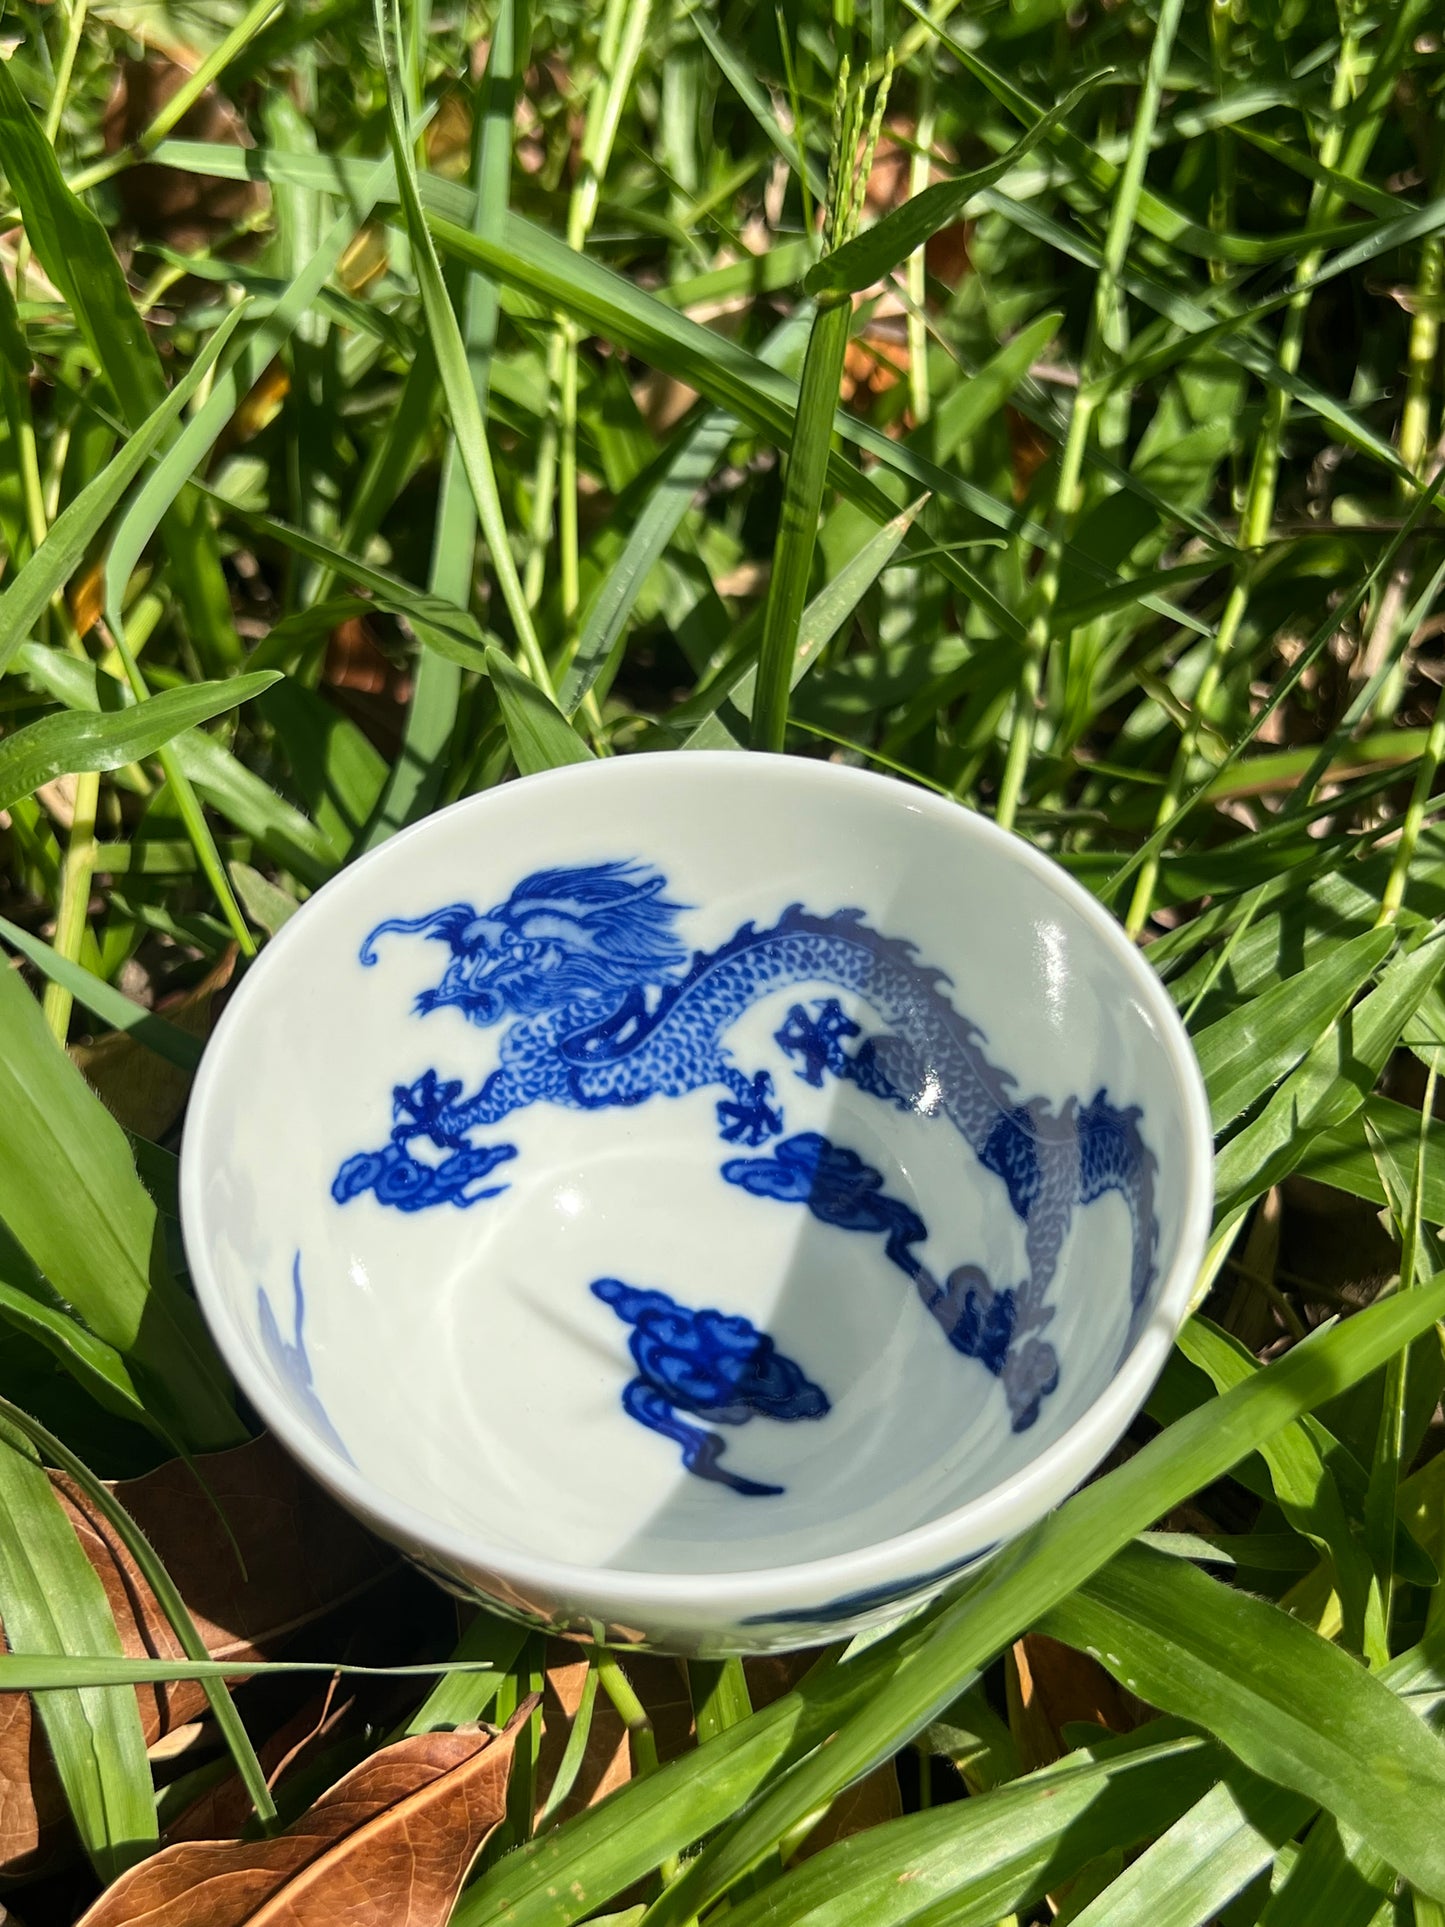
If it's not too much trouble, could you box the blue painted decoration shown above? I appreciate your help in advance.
[257,1255,353,1462]
[741,1550,996,1627]
[721,1131,1058,1427]
[591,1278,830,1496]
[333,860,1159,1433]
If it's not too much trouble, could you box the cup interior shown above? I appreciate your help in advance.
[183,757,1209,1589]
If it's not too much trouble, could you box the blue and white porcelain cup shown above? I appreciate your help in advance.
[180,753,1213,1654]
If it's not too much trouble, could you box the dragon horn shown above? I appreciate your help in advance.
[359,904,476,966]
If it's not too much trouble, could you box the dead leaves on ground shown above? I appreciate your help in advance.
[0,1435,392,1878]
[71,948,237,1141]
[2,1439,900,1913]
[75,1710,532,1927]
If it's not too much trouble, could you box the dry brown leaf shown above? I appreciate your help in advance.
[534,1645,692,1826]
[69,558,106,639]
[0,1436,392,1878]
[71,946,237,1138]
[1007,1632,1146,1773]
[791,1761,901,1860]
[1006,407,1052,503]
[101,58,265,256]
[0,1679,66,1879]
[77,1707,533,1927]
[61,1434,393,1736]
[232,362,291,443]
[164,1692,355,1847]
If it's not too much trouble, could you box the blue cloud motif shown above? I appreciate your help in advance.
[591,1277,829,1497]
[721,1131,927,1275]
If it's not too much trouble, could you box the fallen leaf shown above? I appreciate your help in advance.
[60,1434,393,1736]
[1006,407,1051,502]
[533,1645,692,1826]
[232,362,291,443]
[101,58,266,257]
[69,558,106,639]
[76,1707,532,1927]
[164,1691,355,1846]
[791,1761,900,1860]
[71,947,236,1138]
[0,1675,66,1877]
[1007,1632,1146,1773]
[0,1436,392,1877]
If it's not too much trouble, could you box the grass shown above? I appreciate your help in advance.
[1,0,1445,1920]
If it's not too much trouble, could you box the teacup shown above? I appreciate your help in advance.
[181,752,1212,1653]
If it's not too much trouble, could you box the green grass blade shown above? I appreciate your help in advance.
[1255,1816,1396,1927]
[723,1727,1222,1927]
[101,168,393,634]
[1041,1541,1445,1901]
[21,643,341,887]
[425,210,1085,626]
[151,144,1197,626]
[374,0,553,695]
[1216,930,1445,1215]
[0,1653,545,1687]
[688,495,928,749]
[0,911,202,1070]
[228,506,494,668]
[806,71,1108,298]
[1194,927,1396,1132]
[1067,1776,1314,1927]
[753,297,852,752]
[0,1276,158,1435]
[455,1649,909,1927]
[691,9,826,210]
[1105,467,1445,906]
[469,1278,1445,1927]
[0,237,29,375]
[228,862,299,936]
[978,185,1411,482]
[485,645,595,773]
[363,2,521,843]
[0,1395,277,1830]
[926,310,1062,461]
[564,408,742,716]
[689,1659,754,1742]
[0,61,236,666]
[0,671,279,813]
[537,1660,602,1830]
[0,306,243,678]
[0,1418,156,1880]
[405,1611,531,1735]
[1178,1319,1377,1655]
[0,962,242,1451]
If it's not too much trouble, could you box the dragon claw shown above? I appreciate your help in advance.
[390,1070,467,1148]
[716,1071,783,1145]
[775,998,862,1087]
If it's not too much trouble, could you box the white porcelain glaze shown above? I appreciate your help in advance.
[180,753,1213,1654]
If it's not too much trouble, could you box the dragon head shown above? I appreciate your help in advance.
[359,862,689,1025]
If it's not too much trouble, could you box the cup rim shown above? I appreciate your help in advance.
[180,751,1214,1623]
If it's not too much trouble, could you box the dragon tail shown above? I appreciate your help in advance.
[1076,1089,1159,1313]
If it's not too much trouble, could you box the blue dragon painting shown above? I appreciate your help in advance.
[333,861,1158,1445]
